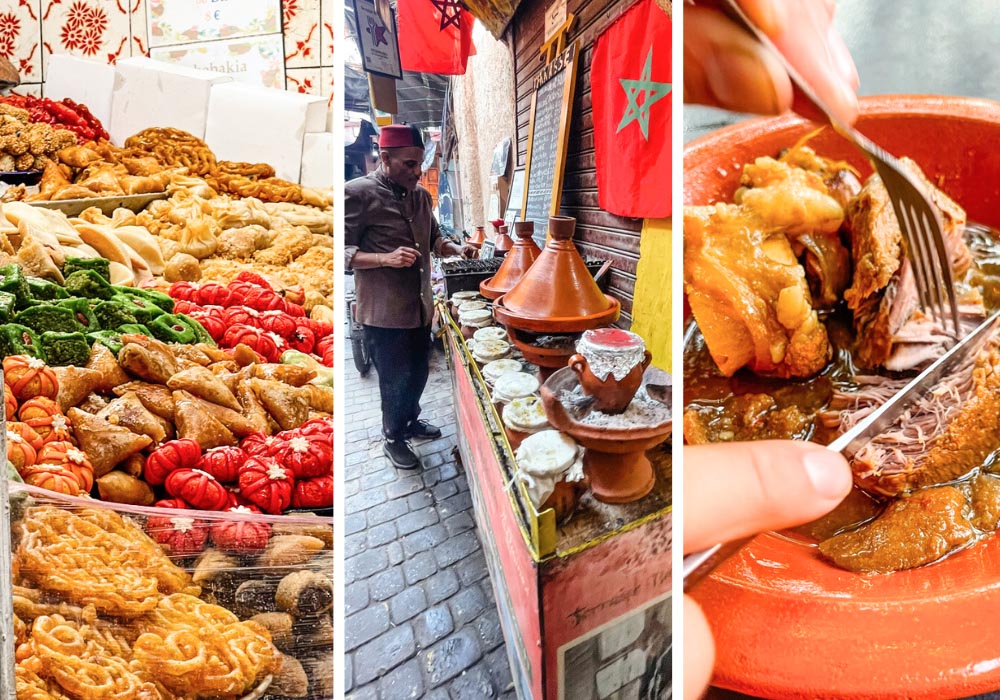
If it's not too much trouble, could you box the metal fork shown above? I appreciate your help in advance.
[722,0,961,336]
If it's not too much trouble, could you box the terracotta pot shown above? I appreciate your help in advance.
[461,325,476,340]
[493,216,620,333]
[494,225,514,255]
[539,479,583,525]
[481,221,543,300]
[539,367,670,504]
[504,425,532,451]
[468,226,486,249]
[569,329,652,414]
[685,95,1000,699]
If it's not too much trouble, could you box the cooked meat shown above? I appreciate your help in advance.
[971,473,1000,531]
[684,203,832,378]
[819,486,975,573]
[845,157,980,370]
[683,393,812,444]
[824,337,1000,497]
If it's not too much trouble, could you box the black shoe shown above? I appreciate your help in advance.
[406,420,442,440]
[383,439,422,469]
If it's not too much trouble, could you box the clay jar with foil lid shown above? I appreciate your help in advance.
[493,216,620,332]
[569,328,652,415]
[480,221,542,300]
[467,225,487,249]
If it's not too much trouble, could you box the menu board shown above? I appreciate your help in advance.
[147,0,285,87]
[521,41,579,247]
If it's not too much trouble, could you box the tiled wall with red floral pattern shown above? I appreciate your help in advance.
[0,0,334,106]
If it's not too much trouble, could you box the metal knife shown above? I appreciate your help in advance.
[683,310,1000,592]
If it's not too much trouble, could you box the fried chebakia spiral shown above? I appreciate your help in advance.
[132,594,279,697]
[16,506,198,618]
[123,127,217,177]
[17,614,163,700]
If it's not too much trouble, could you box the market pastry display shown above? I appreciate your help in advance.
[0,102,78,172]
[0,94,109,144]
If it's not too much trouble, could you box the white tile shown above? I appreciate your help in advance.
[283,0,320,69]
[2,0,42,83]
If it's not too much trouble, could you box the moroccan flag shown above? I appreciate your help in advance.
[397,0,476,75]
[592,0,672,218]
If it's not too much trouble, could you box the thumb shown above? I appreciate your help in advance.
[684,440,853,552]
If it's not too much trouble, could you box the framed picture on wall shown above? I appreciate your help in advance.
[352,0,403,79]
[504,168,525,228]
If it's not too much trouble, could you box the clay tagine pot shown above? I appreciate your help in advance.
[569,329,652,415]
[494,223,514,256]
[684,95,1000,699]
[480,221,543,300]
[467,225,486,249]
[539,366,670,504]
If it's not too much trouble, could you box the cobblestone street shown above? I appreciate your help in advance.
[344,331,515,699]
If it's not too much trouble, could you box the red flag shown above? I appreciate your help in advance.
[397,0,476,75]
[592,0,672,218]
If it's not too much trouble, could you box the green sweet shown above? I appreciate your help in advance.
[40,331,91,366]
[64,257,111,282]
[0,291,16,323]
[26,277,69,302]
[92,300,137,330]
[114,286,175,314]
[0,323,41,358]
[86,331,125,357]
[56,298,99,332]
[148,314,197,344]
[111,293,166,325]
[64,269,114,300]
[0,264,30,307]
[117,323,151,337]
[174,313,215,346]
[15,304,83,334]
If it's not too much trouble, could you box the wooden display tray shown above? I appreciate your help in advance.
[31,191,168,217]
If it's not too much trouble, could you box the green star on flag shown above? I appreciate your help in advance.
[617,47,671,141]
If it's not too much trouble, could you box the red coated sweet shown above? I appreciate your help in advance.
[222,325,284,362]
[270,433,331,479]
[238,457,294,514]
[197,446,246,483]
[4,382,17,418]
[291,475,333,509]
[315,335,333,357]
[257,311,296,339]
[154,498,189,510]
[37,441,94,492]
[171,299,200,315]
[222,306,261,328]
[234,271,274,291]
[240,433,281,457]
[145,514,209,557]
[309,319,334,338]
[145,439,202,486]
[284,301,305,318]
[287,325,316,354]
[168,281,199,301]
[165,468,231,511]
[195,283,241,308]
[322,345,333,367]
[6,430,36,472]
[226,281,256,297]
[210,505,272,555]
[293,418,333,438]
[4,355,59,401]
[243,288,286,312]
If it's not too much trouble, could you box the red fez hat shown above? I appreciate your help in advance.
[379,123,424,149]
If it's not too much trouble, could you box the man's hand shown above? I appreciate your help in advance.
[685,0,859,124]
[458,244,479,260]
[683,440,853,700]
[382,246,421,268]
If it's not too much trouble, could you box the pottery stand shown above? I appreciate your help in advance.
[442,308,673,700]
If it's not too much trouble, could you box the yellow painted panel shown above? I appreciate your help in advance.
[630,217,672,371]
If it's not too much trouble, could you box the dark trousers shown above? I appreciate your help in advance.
[364,325,432,440]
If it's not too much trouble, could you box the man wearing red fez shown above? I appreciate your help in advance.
[345,123,476,469]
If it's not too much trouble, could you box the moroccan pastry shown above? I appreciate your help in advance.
[97,391,171,444]
[51,365,103,412]
[249,378,310,430]
[117,335,179,384]
[250,362,317,386]
[67,407,152,476]
[96,470,155,506]
[237,379,273,434]
[84,343,130,392]
[166,365,241,410]
[112,381,175,421]
[186,393,259,437]
[172,390,237,448]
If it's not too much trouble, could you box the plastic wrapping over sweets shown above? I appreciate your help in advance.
[11,489,333,699]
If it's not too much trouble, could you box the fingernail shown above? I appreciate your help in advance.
[803,450,852,500]
[704,47,782,114]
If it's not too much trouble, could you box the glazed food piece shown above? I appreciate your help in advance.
[819,486,975,573]
[845,157,980,370]
[684,393,812,444]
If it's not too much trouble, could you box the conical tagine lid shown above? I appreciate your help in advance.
[480,221,542,300]
[500,216,614,320]
[494,224,514,253]
[468,225,486,248]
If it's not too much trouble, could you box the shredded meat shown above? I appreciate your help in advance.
[818,486,975,573]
